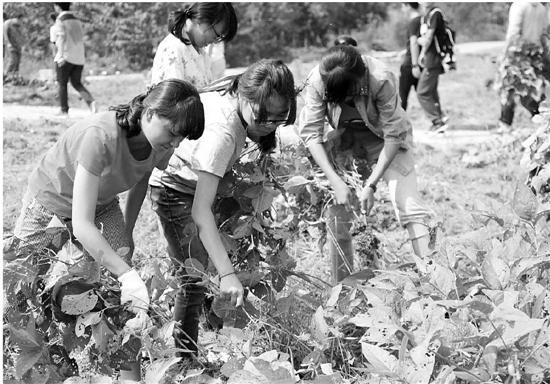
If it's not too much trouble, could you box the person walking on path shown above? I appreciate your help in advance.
[52,2,96,116]
[399,2,423,111]
[150,3,237,87]
[3,11,25,81]
[4,79,205,384]
[496,1,549,131]
[149,60,297,360]
[417,2,448,132]
[298,45,434,283]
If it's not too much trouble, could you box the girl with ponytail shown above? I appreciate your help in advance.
[8,78,204,318]
[149,59,297,360]
[151,2,238,86]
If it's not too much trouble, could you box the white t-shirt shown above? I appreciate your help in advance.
[151,34,213,87]
[149,92,247,194]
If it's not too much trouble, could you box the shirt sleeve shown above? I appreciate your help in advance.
[75,127,112,176]
[375,71,410,145]
[151,43,187,85]
[191,126,237,177]
[297,70,328,146]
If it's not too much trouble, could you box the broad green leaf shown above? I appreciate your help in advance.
[283,175,310,194]
[481,251,510,290]
[91,318,115,353]
[310,306,330,345]
[75,311,102,337]
[512,182,538,222]
[15,348,43,379]
[8,324,42,350]
[427,263,456,297]
[487,318,545,348]
[361,342,398,375]
[221,357,246,378]
[233,219,252,239]
[227,370,268,384]
[325,284,342,307]
[144,356,181,384]
[184,257,205,279]
[60,289,99,315]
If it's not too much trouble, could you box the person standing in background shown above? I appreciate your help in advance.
[3,11,25,81]
[417,2,448,133]
[52,2,96,116]
[150,3,237,88]
[496,1,549,131]
[399,2,423,111]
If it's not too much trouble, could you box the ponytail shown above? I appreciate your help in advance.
[110,79,205,140]
[111,92,148,138]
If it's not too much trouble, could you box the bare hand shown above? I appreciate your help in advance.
[412,66,422,79]
[359,185,376,215]
[333,180,351,206]
[220,273,244,307]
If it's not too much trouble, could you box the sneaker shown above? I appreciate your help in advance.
[495,121,512,134]
[531,113,545,125]
[429,120,448,134]
[90,101,98,114]
[53,110,69,118]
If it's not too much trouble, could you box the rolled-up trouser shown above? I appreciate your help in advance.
[325,123,433,227]
[322,123,433,281]
[149,184,209,357]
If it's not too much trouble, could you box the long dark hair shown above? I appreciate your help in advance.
[109,79,204,140]
[169,2,238,44]
[201,59,297,153]
[320,45,366,103]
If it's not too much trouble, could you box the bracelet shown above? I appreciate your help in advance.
[367,183,377,193]
[220,271,236,279]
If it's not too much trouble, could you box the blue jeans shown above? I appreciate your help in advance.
[149,185,210,356]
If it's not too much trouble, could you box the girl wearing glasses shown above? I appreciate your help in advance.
[149,59,297,359]
[151,3,238,87]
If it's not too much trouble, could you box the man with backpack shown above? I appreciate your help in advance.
[417,3,451,133]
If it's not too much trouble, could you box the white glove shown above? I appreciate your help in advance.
[118,269,150,313]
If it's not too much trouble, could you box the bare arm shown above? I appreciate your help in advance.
[123,171,150,244]
[192,171,243,306]
[307,142,351,206]
[72,164,132,276]
[410,36,420,66]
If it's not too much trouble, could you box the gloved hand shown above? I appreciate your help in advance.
[118,269,150,313]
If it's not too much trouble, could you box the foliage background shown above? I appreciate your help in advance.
[3,2,509,72]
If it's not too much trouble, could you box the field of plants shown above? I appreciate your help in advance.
[3,51,550,384]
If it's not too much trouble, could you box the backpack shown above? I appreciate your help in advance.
[423,8,457,68]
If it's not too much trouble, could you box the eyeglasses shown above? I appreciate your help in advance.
[210,23,225,43]
[250,106,290,129]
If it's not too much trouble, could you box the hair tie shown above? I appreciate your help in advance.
[146,84,156,96]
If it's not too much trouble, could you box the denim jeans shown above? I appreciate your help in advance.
[56,61,94,113]
[149,185,210,356]
[416,66,444,123]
